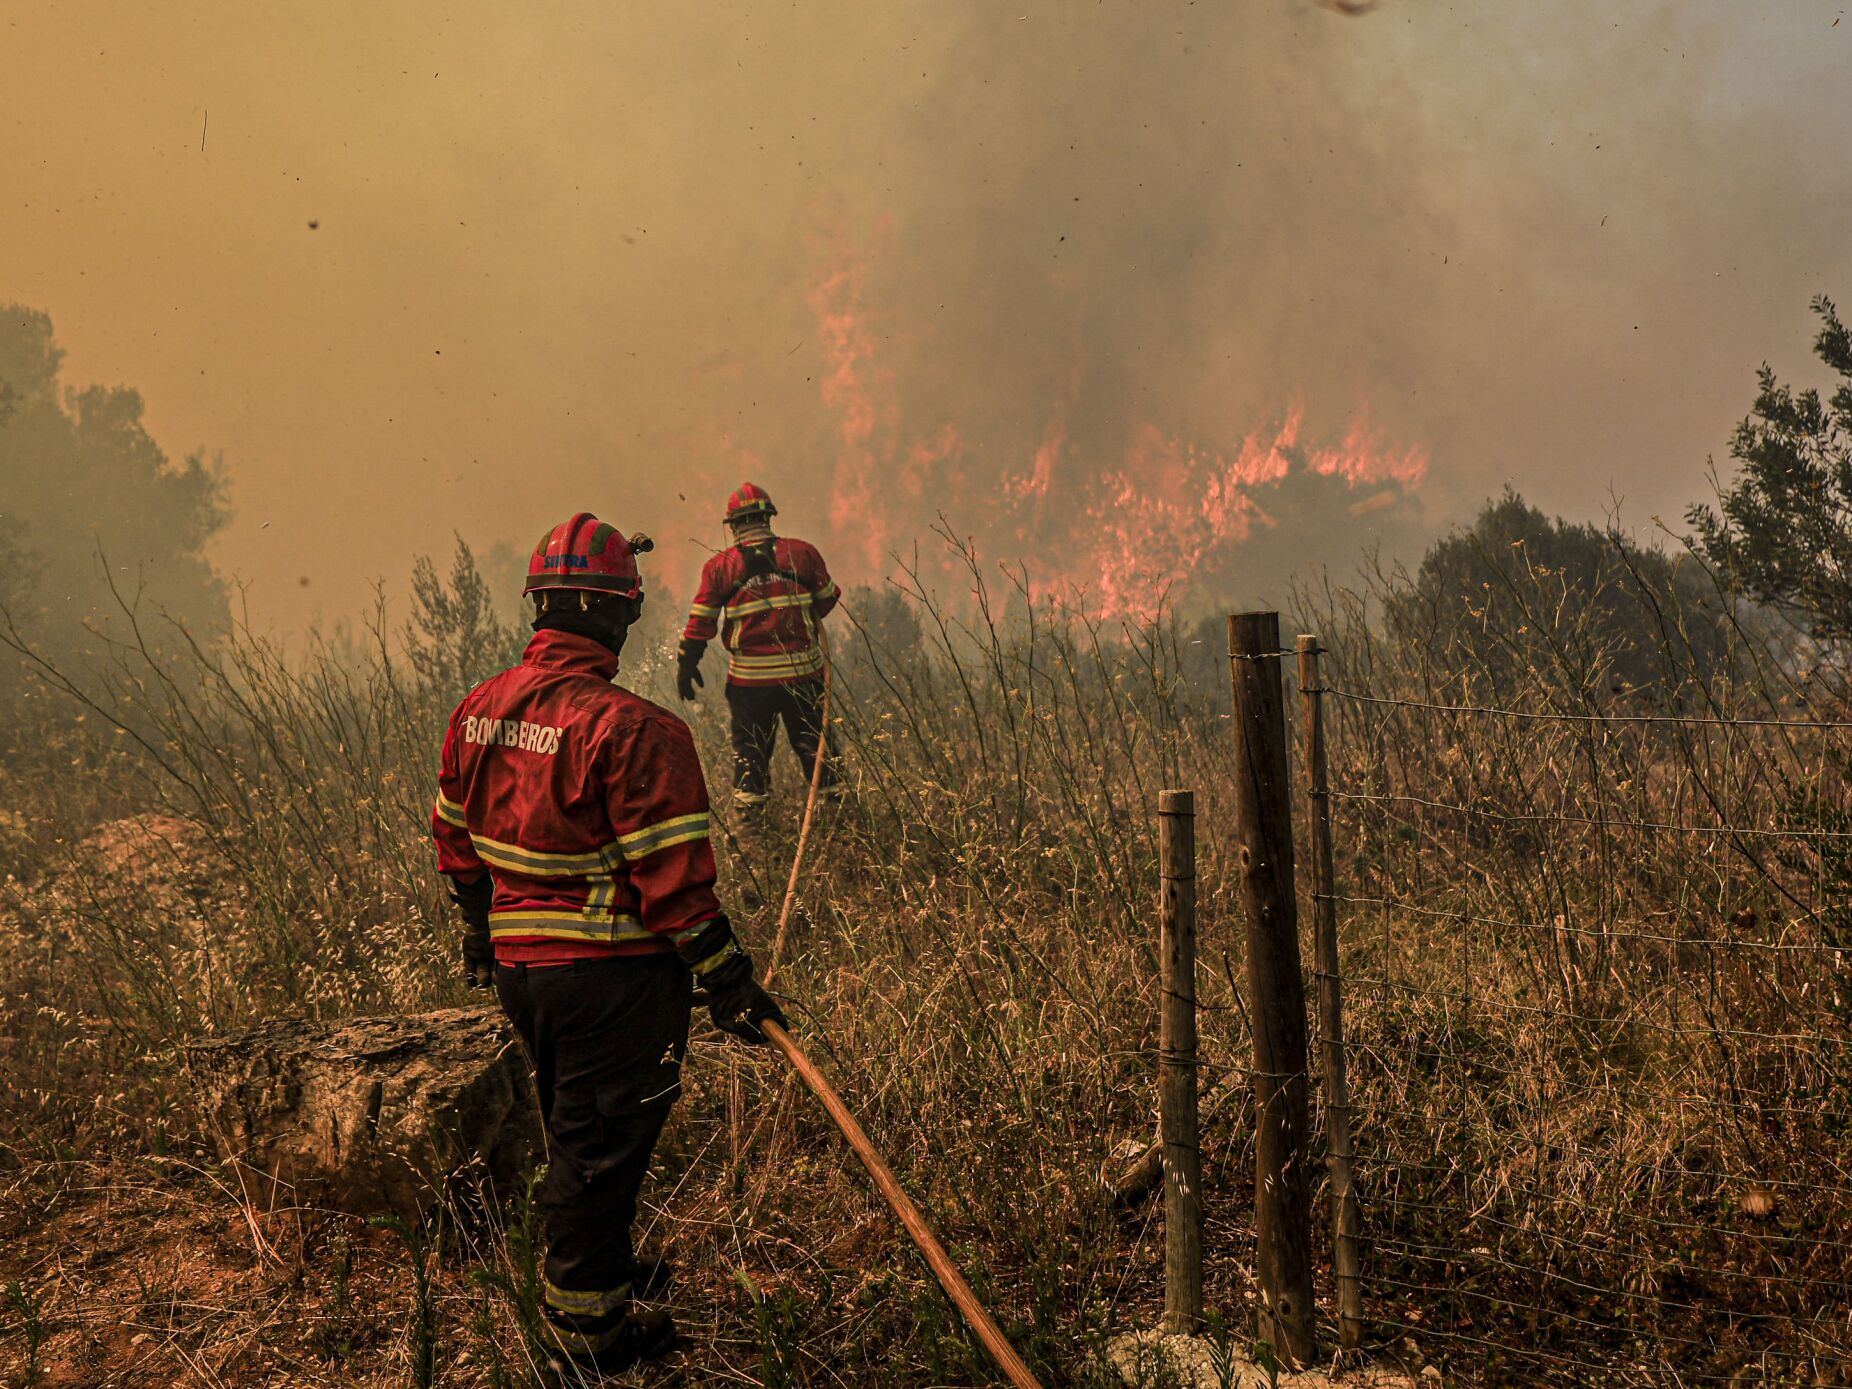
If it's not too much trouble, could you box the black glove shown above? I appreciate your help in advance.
[462,922,495,990]
[448,873,496,990]
[674,916,788,1044]
[676,639,706,703]
[704,952,788,1044]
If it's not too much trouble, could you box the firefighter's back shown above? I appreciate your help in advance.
[432,511,785,1378]
[448,658,620,842]
[684,534,839,686]
[440,632,706,959]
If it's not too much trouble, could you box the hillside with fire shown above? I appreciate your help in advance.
[4,4,1851,1387]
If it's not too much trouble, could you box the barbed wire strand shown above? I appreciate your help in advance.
[1323,685,1852,731]
[1327,891,1844,953]
[1347,972,1852,1049]
[1367,1292,1848,1386]
[1349,1152,1852,1255]
[1361,1192,1840,1294]
[1329,788,1852,840]
[1368,1308,1838,1386]
[1346,1038,1852,1127]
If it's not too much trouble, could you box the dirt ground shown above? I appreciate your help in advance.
[1,1155,444,1387]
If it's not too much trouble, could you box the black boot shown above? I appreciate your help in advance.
[545,1307,678,1383]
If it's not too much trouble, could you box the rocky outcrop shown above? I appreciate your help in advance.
[182,1006,543,1220]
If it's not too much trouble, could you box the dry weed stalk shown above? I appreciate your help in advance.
[0,529,1845,1384]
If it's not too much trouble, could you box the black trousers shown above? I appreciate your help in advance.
[726,678,836,802]
[495,954,691,1353]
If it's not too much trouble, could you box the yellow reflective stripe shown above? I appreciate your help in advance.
[725,591,814,618]
[545,1279,631,1317]
[488,907,630,924]
[584,877,615,915]
[689,940,742,976]
[688,602,722,618]
[816,580,840,601]
[489,909,651,944]
[727,648,823,668]
[727,653,824,678]
[545,1319,626,1354]
[616,812,709,861]
[434,794,468,829]
[466,832,621,878]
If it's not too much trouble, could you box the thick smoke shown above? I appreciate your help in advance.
[668,2,1462,613]
[663,1,1852,616]
[3,2,1848,626]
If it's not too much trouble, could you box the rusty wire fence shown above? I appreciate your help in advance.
[1311,670,1852,1386]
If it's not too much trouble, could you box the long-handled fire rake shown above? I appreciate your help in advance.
[755,624,1048,1389]
[760,1019,1045,1389]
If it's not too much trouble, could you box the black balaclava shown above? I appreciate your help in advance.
[533,592,640,658]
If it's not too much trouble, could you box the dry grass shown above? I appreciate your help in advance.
[0,532,1846,1386]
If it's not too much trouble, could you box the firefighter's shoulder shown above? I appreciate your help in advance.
[567,682,697,747]
[699,547,740,581]
[447,664,520,723]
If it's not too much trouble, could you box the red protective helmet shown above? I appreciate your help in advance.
[724,482,777,524]
[524,512,646,600]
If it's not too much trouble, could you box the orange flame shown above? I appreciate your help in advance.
[805,218,905,574]
[794,226,1429,619]
[1308,404,1428,489]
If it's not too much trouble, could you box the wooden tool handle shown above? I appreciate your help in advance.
[765,625,831,989]
[760,1020,1047,1389]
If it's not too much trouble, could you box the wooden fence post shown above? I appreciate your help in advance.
[1228,612,1317,1367]
[1159,789,1202,1335]
[1298,634,1364,1352]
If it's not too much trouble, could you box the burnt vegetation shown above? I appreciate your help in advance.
[0,306,1849,1386]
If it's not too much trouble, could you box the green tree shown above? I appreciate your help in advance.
[1388,490,1731,700]
[0,306,228,655]
[405,535,527,702]
[0,515,35,619]
[1690,295,1852,640]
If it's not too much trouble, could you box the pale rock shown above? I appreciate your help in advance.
[182,1005,542,1220]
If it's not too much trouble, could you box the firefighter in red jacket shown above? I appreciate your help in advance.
[676,483,841,811]
[434,512,786,1378]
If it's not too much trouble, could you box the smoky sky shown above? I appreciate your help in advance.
[2,1,1847,627]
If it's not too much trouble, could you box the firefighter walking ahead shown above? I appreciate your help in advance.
[677,483,842,812]
[434,512,786,1378]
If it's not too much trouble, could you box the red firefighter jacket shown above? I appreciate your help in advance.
[433,628,724,965]
[682,536,840,685]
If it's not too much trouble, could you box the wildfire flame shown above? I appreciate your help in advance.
[784,227,1430,620]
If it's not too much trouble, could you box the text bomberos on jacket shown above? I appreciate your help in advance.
[463,715,565,755]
